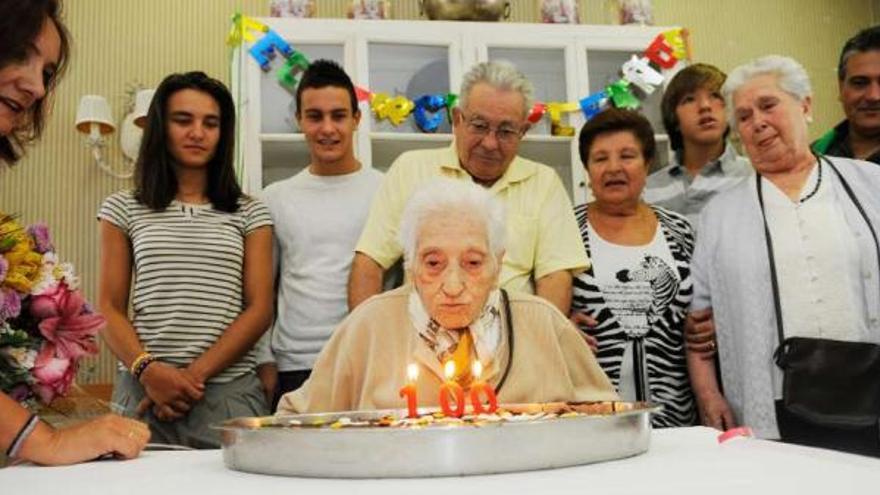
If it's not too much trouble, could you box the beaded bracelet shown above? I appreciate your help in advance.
[132,355,156,381]
[130,352,156,381]
[6,413,40,459]
[129,352,150,375]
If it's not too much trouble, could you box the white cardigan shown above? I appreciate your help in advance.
[691,156,880,438]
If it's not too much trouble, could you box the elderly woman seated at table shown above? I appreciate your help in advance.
[277,179,617,413]
[689,55,880,456]
[569,108,697,428]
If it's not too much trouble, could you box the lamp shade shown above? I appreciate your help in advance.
[132,89,155,128]
[75,95,115,135]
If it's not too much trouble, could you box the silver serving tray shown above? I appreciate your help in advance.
[217,402,659,478]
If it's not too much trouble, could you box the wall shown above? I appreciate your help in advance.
[0,0,873,385]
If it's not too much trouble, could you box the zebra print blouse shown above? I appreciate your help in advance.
[571,204,696,427]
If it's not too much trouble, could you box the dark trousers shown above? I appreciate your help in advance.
[271,369,312,412]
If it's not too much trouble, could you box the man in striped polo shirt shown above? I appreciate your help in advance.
[644,63,751,228]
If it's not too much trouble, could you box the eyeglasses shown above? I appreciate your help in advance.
[459,111,525,145]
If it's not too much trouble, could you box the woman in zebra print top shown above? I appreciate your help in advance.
[570,109,697,427]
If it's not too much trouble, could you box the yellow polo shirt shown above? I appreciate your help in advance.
[355,144,589,293]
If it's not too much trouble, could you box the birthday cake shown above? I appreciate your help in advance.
[219,401,657,478]
[250,401,642,430]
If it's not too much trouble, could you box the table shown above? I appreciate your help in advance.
[3,427,879,494]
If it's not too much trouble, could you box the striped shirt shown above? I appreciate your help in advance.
[643,143,752,227]
[98,190,273,383]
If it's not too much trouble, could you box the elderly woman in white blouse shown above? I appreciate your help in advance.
[689,55,880,452]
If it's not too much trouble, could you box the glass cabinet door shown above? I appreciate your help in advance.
[367,42,452,135]
[238,19,676,197]
[480,40,581,201]
[488,46,570,136]
[362,31,460,171]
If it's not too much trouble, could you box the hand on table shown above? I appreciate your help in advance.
[697,391,735,431]
[27,414,150,465]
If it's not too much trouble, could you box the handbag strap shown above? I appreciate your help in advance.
[495,289,515,394]
[755,173,785,349]
[756,155,880,357]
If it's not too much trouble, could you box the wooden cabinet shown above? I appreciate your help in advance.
[235,18,674,204]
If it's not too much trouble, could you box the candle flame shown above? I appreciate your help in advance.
[407,363,419,382]
[444,360,456,380]
[472,360,482,379]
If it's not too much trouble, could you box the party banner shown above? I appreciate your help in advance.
[231,15,692,136]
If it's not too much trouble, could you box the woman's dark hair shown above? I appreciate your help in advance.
[578,108,655,167]
[660,63,727,152]
[135,71,242,213]
[0,0,71,164]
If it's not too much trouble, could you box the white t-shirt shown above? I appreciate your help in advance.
[587,221,678,401]
[260,165,383,371]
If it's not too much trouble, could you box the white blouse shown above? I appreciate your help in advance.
[762,162,869,345]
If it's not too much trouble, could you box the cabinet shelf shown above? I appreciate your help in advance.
[523,134,573,143]
[260,133,305,143]
[370,132,453,142]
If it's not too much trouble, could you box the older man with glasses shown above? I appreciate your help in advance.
[348,61,589,318]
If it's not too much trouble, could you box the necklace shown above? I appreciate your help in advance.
[799,161,822,204]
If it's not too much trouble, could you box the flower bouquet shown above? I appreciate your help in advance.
[0,212,104,406]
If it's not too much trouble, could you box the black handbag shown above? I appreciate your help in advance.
[756,156,880,456]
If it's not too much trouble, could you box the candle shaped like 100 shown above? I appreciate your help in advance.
[469,360,498,414]
[398,363,419,418]
[439,361,465,417]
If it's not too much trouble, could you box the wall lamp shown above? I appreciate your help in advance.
[74,89,154,179]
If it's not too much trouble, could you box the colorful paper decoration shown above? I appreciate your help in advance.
[444,93,459,123]
[231,14,698,133]
[546,102,579,136]
[546,102,579,124]
[644,33,678,69]
[663,28,690,62]
[355,86,372,102]
[527,102,547,124]
[606,80,641,110]
[226,13,268,47]
[622,55,665,94]
[249,30,295,71]
[579,92,607,120]
[371,93,415,126]
[277,52,311,91]
[551,121,576,137]
[413,94,448,133]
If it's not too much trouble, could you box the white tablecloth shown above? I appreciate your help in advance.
[2,427,879,494]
